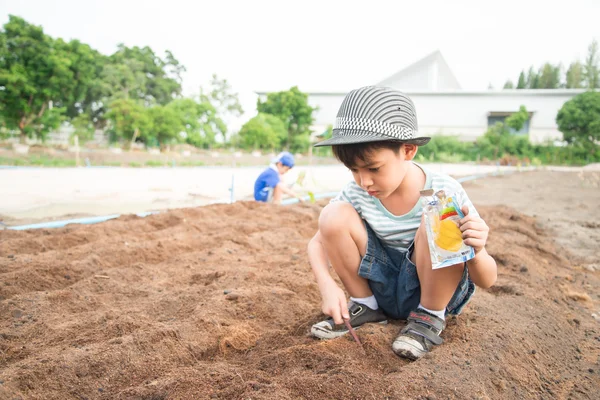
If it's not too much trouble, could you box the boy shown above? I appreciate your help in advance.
[308,86,497,360]
[254,151,304,204]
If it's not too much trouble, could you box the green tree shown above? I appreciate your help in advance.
[566,61,585,88]
[200,74,243,143]
[516,71,527,89]
[584,39,599,89]
[166,97,225,149]
[238,113,286,150]
[0,15,72,142]
[556,91,600,155]
[71,112,95,142]
[257,86,315,152]
[145,105,183,148]
[537,63,561,89]
[503,80,514,89]
[505,106,529,132]
[108,44,183,105]
[55,39,106,122]
[526,66,539,89]
[105,98,152,145]
[92,44,185,129]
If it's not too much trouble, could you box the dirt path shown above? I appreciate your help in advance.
[0,171,599,399]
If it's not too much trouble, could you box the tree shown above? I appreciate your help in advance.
[108,44,183,105]
[584,39,599,89]
[166,97,225,148]
[537,63,561,89]
[516,71,527,89]
[0,15,73,142]
[91,44,185,129]
[566,61,585,88]
[503,80,514,89]
[105,98,151,145]
[200,74,243,142]
[525,66,540,89]
[556,91,600,155]
[506,106,529,132]
[71,112,95,142]
[238,113,286,150]
[145,105,183,148]
[55,39,106,123]
[257,86,315,152]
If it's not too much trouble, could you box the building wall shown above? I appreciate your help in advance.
[309,90,589,144]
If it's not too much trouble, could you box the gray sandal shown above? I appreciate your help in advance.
[392,309,446,360]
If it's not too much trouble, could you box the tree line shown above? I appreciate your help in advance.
[0,15,247,149]
[503,40,599,89]
[0,15,318,152]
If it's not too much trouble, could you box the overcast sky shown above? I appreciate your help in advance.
[2,0,599,130]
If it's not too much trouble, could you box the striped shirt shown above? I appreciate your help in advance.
[331,163,479,252]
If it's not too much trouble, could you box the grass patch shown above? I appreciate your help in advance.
[0,155,77,167]
[145,160,166,167]
[179,160,206,167]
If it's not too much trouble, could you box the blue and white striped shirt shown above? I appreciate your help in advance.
[331,163,479,252]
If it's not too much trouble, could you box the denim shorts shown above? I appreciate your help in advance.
[358,223,475,320]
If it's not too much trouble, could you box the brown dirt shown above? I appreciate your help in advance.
[1,171,599,400]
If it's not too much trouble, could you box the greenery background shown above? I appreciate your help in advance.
[1,15,599,166]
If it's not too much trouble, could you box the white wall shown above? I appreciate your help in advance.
[308,90,588,144]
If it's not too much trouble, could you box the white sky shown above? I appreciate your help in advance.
[2,0,599,131]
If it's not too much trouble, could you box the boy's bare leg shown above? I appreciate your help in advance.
[272,185,283,204]
[318,202,372,297]
[411,221,463,310]
[393,221,464,359]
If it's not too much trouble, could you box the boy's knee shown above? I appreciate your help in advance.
[318,202,360,238]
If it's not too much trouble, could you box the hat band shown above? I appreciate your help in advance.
[334,117,415,140]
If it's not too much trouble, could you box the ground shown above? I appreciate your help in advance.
[0,170,599,399]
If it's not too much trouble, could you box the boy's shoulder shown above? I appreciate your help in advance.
[420,166,464,192]
[259,166,278,176]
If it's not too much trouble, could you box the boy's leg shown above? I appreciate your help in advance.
[318,202,371,297]
[272,185,282,204]
[411,221,464,310]
[392,220,464,360]
[311,202,387,339]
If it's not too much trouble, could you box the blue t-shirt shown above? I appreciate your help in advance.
[254,166,280,202]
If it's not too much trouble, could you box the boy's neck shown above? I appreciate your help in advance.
[397,162,425,192]
[385,162,426,209]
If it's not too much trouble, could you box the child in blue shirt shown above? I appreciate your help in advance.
[253,152,304,204]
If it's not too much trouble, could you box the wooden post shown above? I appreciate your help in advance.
[74,135,80,167]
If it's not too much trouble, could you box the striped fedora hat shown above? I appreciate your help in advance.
[314,86,430,147]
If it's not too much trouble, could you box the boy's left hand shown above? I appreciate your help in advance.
[459,205,489,254]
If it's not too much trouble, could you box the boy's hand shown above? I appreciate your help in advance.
[321,283,350,325]
[459,205,489,254]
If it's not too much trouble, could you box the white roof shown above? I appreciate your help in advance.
[376,50,461,91]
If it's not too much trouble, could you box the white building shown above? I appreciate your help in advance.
[262,51,589,144]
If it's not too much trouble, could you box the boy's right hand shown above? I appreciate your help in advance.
[321,283,350,325]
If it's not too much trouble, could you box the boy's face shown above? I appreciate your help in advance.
[348,145,417,199]
[276,163,291,175]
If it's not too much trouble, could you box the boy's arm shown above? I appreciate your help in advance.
[307,230,349,323]
[466,248,497,289]
[459,204,497,288]
[308,231,337,290]
[277,182,304,201]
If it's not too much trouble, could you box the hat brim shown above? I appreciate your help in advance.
[313,132,430,147]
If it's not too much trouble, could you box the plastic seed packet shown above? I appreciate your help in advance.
[420,189,475,269]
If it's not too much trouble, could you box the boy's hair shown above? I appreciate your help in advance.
[332,141,405,168]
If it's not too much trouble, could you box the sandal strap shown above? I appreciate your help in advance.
[401,321,443,345]
[407,310,445,331]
